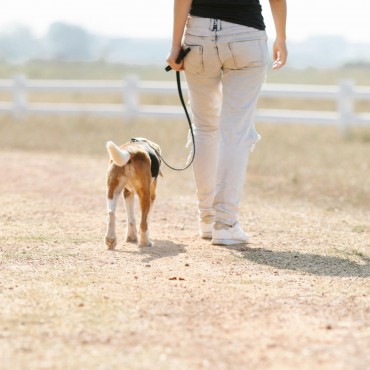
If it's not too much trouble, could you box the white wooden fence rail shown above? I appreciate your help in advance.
[1,75,370,133]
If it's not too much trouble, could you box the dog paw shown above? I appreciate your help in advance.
[105,236,117,250]
[139,239,153,247]
[125,235,138,244]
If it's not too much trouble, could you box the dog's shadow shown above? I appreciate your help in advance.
[225,245,370,278]
[120,239,187,263]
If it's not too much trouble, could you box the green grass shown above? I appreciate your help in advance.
[0,60,172,81]
[1,60,370,85]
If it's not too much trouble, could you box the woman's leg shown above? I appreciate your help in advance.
[184,70,222,224]
[214,42,268,227]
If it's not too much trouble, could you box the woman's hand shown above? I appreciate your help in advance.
[168,0,193,71]
[166,45,184,71]
[272,38,288,70]
[269,0,287,70]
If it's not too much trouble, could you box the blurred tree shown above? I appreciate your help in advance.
[46,22,94,61]
[0,26,40,62]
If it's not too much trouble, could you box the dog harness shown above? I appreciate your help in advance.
[130,138,161,178]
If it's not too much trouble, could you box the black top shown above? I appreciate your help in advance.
[190,0,265,30]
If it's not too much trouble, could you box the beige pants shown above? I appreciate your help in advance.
[183,16,268,226]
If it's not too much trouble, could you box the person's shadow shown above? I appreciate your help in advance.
[109,238,370,277]
[229,245,370,278]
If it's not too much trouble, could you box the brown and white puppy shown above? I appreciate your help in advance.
[104,138,162,249]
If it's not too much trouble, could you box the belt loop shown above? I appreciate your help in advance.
[218,19,222,31]
[209,18,223,32]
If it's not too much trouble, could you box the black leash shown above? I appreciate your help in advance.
[159,47,195,171]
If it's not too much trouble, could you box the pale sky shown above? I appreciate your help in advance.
[1,0,369,43]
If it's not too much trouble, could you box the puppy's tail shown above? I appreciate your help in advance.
[106,141,130,167]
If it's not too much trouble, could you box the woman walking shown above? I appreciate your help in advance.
[166,0,287,245]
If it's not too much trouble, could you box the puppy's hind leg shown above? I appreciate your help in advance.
[124,189,138,243]
[137,188,152,247]
[105,191,120,250]
[147,178,158,224]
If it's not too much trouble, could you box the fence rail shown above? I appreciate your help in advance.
[1,75,370,133]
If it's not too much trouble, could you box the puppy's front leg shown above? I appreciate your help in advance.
[124,189,138,243]
[105,192,120,249]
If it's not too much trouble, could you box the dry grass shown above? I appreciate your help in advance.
[0,114,369,210]
[1,142,369,369]
[0,66,370,369]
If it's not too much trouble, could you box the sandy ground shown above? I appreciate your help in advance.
[0,150,369,370]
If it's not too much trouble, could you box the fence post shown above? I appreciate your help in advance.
[337,79,354,136]
[13,74,28,121]
[123,75,139,119]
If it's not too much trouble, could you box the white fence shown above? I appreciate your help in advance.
[1,75,370,133]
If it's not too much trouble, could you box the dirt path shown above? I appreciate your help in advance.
[1,151,369,370]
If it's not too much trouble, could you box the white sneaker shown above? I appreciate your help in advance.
[211,223,249,245]
[199,221,214,239]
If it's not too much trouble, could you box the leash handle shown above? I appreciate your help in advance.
[165,47,191,71]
